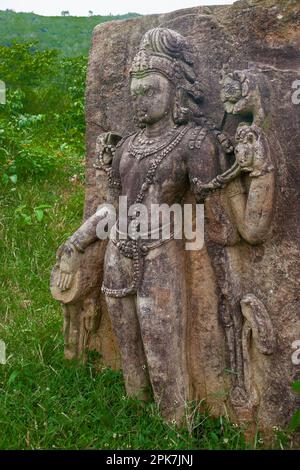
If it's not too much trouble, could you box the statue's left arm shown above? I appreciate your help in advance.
[185,128,221,202]
[185,127,241,205]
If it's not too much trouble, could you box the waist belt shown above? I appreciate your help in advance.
[110,222,175,258]
[102,224,176,298]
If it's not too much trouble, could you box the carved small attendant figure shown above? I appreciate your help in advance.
[209,69,277,415]
[52,28,238,424]
[204,116,275,415]
[224,123,275,410]
[227,123,275,244]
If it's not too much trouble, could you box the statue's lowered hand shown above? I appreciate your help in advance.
[56,241,80,291]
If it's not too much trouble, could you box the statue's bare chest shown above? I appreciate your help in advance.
[119,146,188,205]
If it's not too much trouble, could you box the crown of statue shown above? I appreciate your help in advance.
[130,49,182,82]
[130,28,202,100]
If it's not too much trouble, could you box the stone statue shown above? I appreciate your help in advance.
[51,27,242,423]
[50,24,280,428]
[217,70,276,421]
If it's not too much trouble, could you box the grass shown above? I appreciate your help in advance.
[0,151,297,450]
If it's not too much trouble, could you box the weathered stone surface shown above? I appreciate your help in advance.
[51,0,300,432]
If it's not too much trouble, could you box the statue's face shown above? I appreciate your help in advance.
[130,73,174,126]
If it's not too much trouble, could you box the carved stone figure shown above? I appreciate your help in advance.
[51,0,300,432]
[51,27,241,423]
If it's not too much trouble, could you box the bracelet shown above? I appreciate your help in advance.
[70,238,85,253]
[249,164,275,178]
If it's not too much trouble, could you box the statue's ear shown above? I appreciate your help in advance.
[106,132,123,147]
[172,87,190,125]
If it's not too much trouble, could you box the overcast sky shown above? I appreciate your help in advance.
[0,0,234,16]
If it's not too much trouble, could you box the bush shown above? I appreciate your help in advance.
[0,42,86,181]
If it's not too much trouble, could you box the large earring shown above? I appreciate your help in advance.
[172,87,190,125]
[172,95,180,123]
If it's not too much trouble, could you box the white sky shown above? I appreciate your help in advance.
[0,0,234,16]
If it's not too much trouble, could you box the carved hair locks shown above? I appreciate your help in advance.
[130,28,203,104]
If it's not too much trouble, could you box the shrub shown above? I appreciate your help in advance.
[0,43,86,180]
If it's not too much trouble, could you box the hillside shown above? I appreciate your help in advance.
[0,10,140,56]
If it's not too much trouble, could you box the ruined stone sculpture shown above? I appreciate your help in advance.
[51,0,300,433]
[51,27,243,423]
[211,69,276,420]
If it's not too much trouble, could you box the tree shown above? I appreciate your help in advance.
[61,11,70,17]
[88,11,93,17]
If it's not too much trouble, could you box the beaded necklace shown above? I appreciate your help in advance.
[128,124,184,160]
[102,123,191,298]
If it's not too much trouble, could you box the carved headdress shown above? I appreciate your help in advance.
[130,28,202,103]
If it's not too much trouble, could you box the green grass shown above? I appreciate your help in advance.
[0,11,140,57]
[0,148,297,450]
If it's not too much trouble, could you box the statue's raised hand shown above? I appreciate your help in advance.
[234,124,273,177]
[56,240,80,291]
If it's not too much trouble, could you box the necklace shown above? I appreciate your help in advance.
[102,124,191,298]
[128,124,182,160]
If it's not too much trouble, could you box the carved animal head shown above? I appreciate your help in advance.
[220,69,269,126]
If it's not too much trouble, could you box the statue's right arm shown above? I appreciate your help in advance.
[62,143,123,254]
[67,207,109,253]
[55,142,123,291]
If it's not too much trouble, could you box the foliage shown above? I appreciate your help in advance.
[0,10,140,57]
[0,43,86,180]
[290,381,300,432]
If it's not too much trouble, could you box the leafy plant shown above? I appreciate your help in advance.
[0,42,86,180]
[289,381,300,431]
[14,203,52,225]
